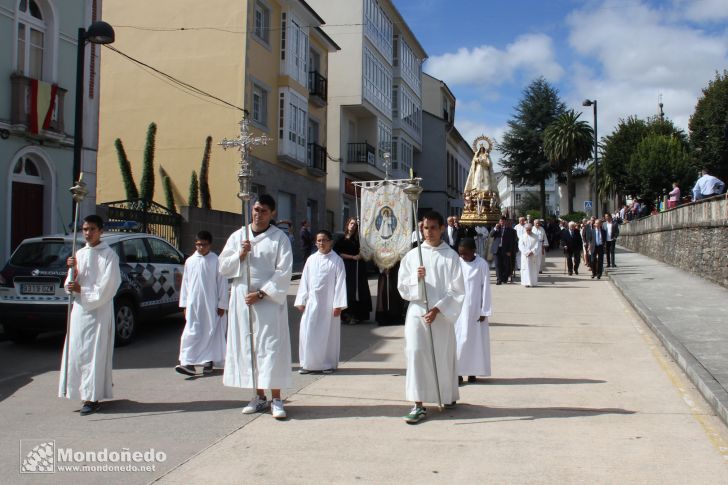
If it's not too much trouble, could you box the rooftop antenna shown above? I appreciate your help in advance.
[658,93,664,122]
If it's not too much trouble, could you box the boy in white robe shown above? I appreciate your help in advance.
[398,211,465,424]
[59,215,121,416]
[455,238,492,384]
[176,230,229,377]
[519,224,540,287]
[294,230,347,374]
[219,195,293,420]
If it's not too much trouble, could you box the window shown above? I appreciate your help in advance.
[377,119,392,165]
[397,84,421,135]
[254,1,270,44]
[391,137,399,170]
[364,0,393,63]
[363,47,392,116]
[278,191,294,223]
[17,0,46,79]
[398,37,421,94]
[278,88,308,162]
[280,12,308,86]
[308,118,319,144]
[252,83,268,126]
[515,193,522,203]
[121,239,149,264]
[147,238,183,264]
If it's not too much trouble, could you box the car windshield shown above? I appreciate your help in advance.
[9,241,72,269]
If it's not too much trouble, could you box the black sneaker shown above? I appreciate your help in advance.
[80,401,100,416]
[175,364,196,376]
[202,362,214,375]
[444,401,457,409]
[468,376,477,383]
[458,376,464,386]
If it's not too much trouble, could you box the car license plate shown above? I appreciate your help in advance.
[20,283,55,295]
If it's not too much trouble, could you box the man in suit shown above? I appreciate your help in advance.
[560,221,583,276]
[446,216,461,250]
[603,213,620,268]
[584,219,607,279]
[492,217,517,285]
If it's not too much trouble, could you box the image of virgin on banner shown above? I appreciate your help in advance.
[359,182,412,271]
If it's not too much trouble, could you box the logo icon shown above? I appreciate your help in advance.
[31,269,41,276]
[20,440,55,474]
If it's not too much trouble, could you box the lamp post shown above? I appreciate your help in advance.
[73,21,115,184]
[582,99,598,216]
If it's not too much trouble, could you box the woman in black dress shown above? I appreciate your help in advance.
[334,217,372,323]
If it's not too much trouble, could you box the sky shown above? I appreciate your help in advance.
[393,0,728,168]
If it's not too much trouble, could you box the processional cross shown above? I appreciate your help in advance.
[219,113,270,203]
[218,112,269,392]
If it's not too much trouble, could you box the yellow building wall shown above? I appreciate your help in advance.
[98,0,253,214]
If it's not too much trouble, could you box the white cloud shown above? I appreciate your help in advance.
[455,118,508,170]
[566,0,728,134]
[424,33,564,87]
[673,0,728,22]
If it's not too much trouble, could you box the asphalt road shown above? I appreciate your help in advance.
[0,278,382,485]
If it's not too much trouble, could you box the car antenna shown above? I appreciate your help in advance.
[56,205,69,235]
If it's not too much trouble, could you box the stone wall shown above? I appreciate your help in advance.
[619,196,728,288]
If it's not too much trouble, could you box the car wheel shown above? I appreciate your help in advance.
[114,300,137,346]
[5,327,39,344]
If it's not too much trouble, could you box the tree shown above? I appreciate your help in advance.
[114,138,139,199]
[188,170,199,208]
[140,122,157,203]
[159,166,176,213]
[499,77,566,217]
[629,134,695,202]
[543,110,594,214]
[689,70,728,182]
[199,136,212,209]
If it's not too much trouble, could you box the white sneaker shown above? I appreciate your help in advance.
[271,398,287,420]
[242,395,269,414]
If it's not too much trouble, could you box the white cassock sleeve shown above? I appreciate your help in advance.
[333,256,348,310]
[294,257,311,307]
[216,262,229,310]
[479,258,492,318]
[431,256,465,323]
[397,252,422,302]
[218,231,243,279]
[258,238,293,306]
[179,258,191,308]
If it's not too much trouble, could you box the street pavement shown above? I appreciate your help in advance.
[1,251,728,484]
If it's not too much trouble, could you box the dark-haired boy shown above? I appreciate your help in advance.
[59,215,121,416]
[176,231,229,377]
[219,194,293,419]
[397,211,465,423]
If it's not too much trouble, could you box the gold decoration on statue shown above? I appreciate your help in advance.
[460,135,502,226]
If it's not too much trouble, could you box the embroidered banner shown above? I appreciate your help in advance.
[359,181,412,270]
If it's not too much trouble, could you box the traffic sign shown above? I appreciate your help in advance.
[584,200,593,211]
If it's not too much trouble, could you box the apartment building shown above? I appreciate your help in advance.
[97,0,338,241]
[0,0,104,262]
[418,73,473,217]
[308,0,426,231]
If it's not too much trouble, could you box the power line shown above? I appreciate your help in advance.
[103,44,244,112]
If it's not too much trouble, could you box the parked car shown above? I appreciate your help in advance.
[0,232,185,346]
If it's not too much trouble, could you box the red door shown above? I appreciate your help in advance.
[11,182,44,251]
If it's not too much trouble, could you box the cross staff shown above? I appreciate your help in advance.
[60,174,88,397]
[219,113,269,393]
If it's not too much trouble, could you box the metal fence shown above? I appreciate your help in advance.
[100,199,182,249]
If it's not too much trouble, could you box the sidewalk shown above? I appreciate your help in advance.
[155,253,728,484]
[608,246,728,427]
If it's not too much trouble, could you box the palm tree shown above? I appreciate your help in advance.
[544,110,594,214]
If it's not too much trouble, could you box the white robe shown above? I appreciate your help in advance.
[398,241,465,404]
[532,226,549,272]
[178,251,229,367]
[519,233,540,287]
[219,225,293,389]
[455,255,492,377]
[59,241,121,401]
[515,223,525,269]
[294,251,347,371]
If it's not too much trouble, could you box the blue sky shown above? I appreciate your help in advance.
[393,0,728,167]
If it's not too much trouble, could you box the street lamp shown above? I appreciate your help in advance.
[73,21,115,184]
[582,99,598,216]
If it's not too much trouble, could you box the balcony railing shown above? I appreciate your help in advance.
[10,73,66,135]
[347,142,376,165]
[307,142,327,173]
[308,71,327,102]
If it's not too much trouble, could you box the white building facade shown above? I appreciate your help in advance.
[308,0,426,231]
[0,0,103,262]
